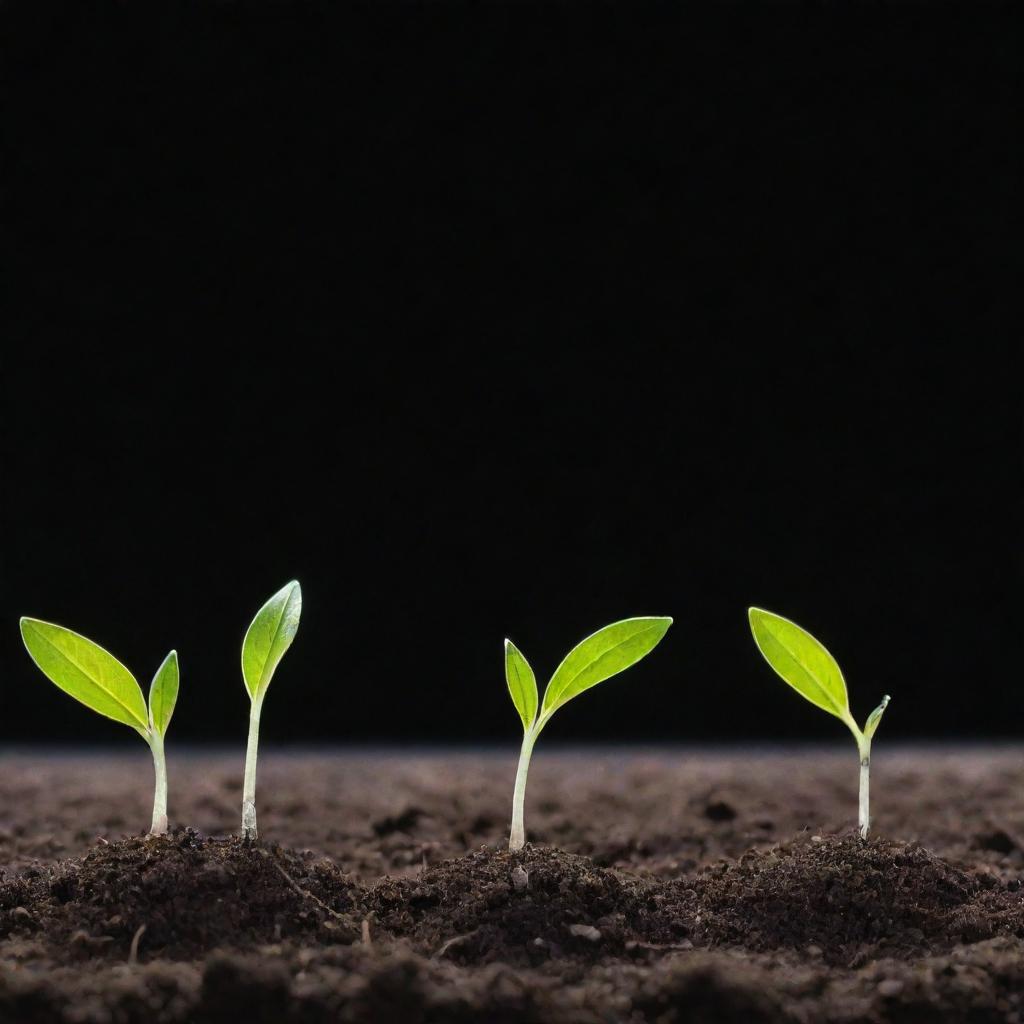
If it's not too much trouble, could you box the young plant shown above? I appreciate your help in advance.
[19,618,178,835]
[240,580,302,840]
[747,607,890,839]
[505,616,673,852]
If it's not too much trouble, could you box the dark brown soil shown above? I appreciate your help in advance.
[2,747,1024,1022]
[695,831,1019,963]
[364,845,692,964]
[0,830,360,958]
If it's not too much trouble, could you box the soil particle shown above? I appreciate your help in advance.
[0,829,359,960]
[630,958,795,1024]
[693,832,1022,963]
[363,845,687,965]
[200,953,292,1022]
[704,800,738,822]
[372,806,427,837]
[975,827,1022,855]
[4,748,1024,1023]
[10,825,1016,976]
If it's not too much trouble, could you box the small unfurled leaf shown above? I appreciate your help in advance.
[863,694,891,742]
[505,639,538,730]
[242,581,302,702]
[748,608,850,722]
[149,650,179,736]
[541,617,673,717]
[20,618,148,731]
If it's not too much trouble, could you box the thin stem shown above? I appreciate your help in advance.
[509,728,537,852]
[242,697,263,840]
[858,738,871,840]
[148,731,168,836]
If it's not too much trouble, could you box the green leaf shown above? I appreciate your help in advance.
[505,639,538,730]
[863,694,891,742]
[149,650,179,736]
[20,618,148,731]
[541,617,673,717]
[748,608,851,722]
[242,581,302,702]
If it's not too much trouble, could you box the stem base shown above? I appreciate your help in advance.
[858,750,871,840]
[148,732,168,836]
[509,729,537,852]
[241,698,263,841]
[242,801,257,841]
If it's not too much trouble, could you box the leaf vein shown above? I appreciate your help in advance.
[30,628,146,728]
[766,632,844,716]
[545,622,661,711]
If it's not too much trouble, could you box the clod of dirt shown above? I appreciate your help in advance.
[704,801,737,822]
[631,959,794,1024]
[6,752,1024,1022]
[0,829,359,960]
[372,806,427,837]
[363,845,694,965]
[693,832,1021,963]
[974,827,1019,855]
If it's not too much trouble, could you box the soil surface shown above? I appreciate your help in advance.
[1,745,1023,1022]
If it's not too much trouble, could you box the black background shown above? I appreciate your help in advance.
[2,5,1018,746]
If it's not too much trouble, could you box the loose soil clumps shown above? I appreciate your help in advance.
[4,750,1024,1022]
[694,831,1021,962]
[364,845,694,964]
[7,830,1019,973]
[0,829,359,959]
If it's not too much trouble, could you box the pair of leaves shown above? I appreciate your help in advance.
[242,580,302,703]
[19,618,178,738]
[747,607,889,740]
[505,617,673,732]
[20,579,302,738]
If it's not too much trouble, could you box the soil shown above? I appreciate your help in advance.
[1,746,1023,1022]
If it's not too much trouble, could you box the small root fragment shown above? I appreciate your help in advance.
[434,931,478,959]
[128,924,147,965]
[261,849,348,922]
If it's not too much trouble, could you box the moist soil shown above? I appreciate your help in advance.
[1,747,1024,1022]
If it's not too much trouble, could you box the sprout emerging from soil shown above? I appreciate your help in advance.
[505,616,673,852]
[19,618,179,835]
[748,607,890,839]
[240,580,302,840]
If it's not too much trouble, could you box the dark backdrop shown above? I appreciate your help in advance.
[2,5,1018,745]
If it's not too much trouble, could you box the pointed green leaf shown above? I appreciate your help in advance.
[20,617,148,731]
[149,650,179,736]
[863,694,891,742]
[242,581,302,702]
[748,608,851,722]
[541,616,673,717]
[505,639,538,730]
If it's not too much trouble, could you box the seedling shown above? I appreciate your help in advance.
[19,618,178,835]
[240,580,302,840]
[747,607,890,838]
[505,616,672,851]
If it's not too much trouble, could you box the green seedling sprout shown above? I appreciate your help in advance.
[747,607,890,839]
[19,618,179,835]
[505,616,672,852]
[240,580,302,840]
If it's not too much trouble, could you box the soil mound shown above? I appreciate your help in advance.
[0,829,359,960]
[364,845,694,964]
[694,832,1019,962]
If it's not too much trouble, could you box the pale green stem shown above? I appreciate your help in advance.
[858,736,871,840]
[854,694,890,840]
[242,696,263,840]
[509,727,538,852]
[148,731,168,836]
